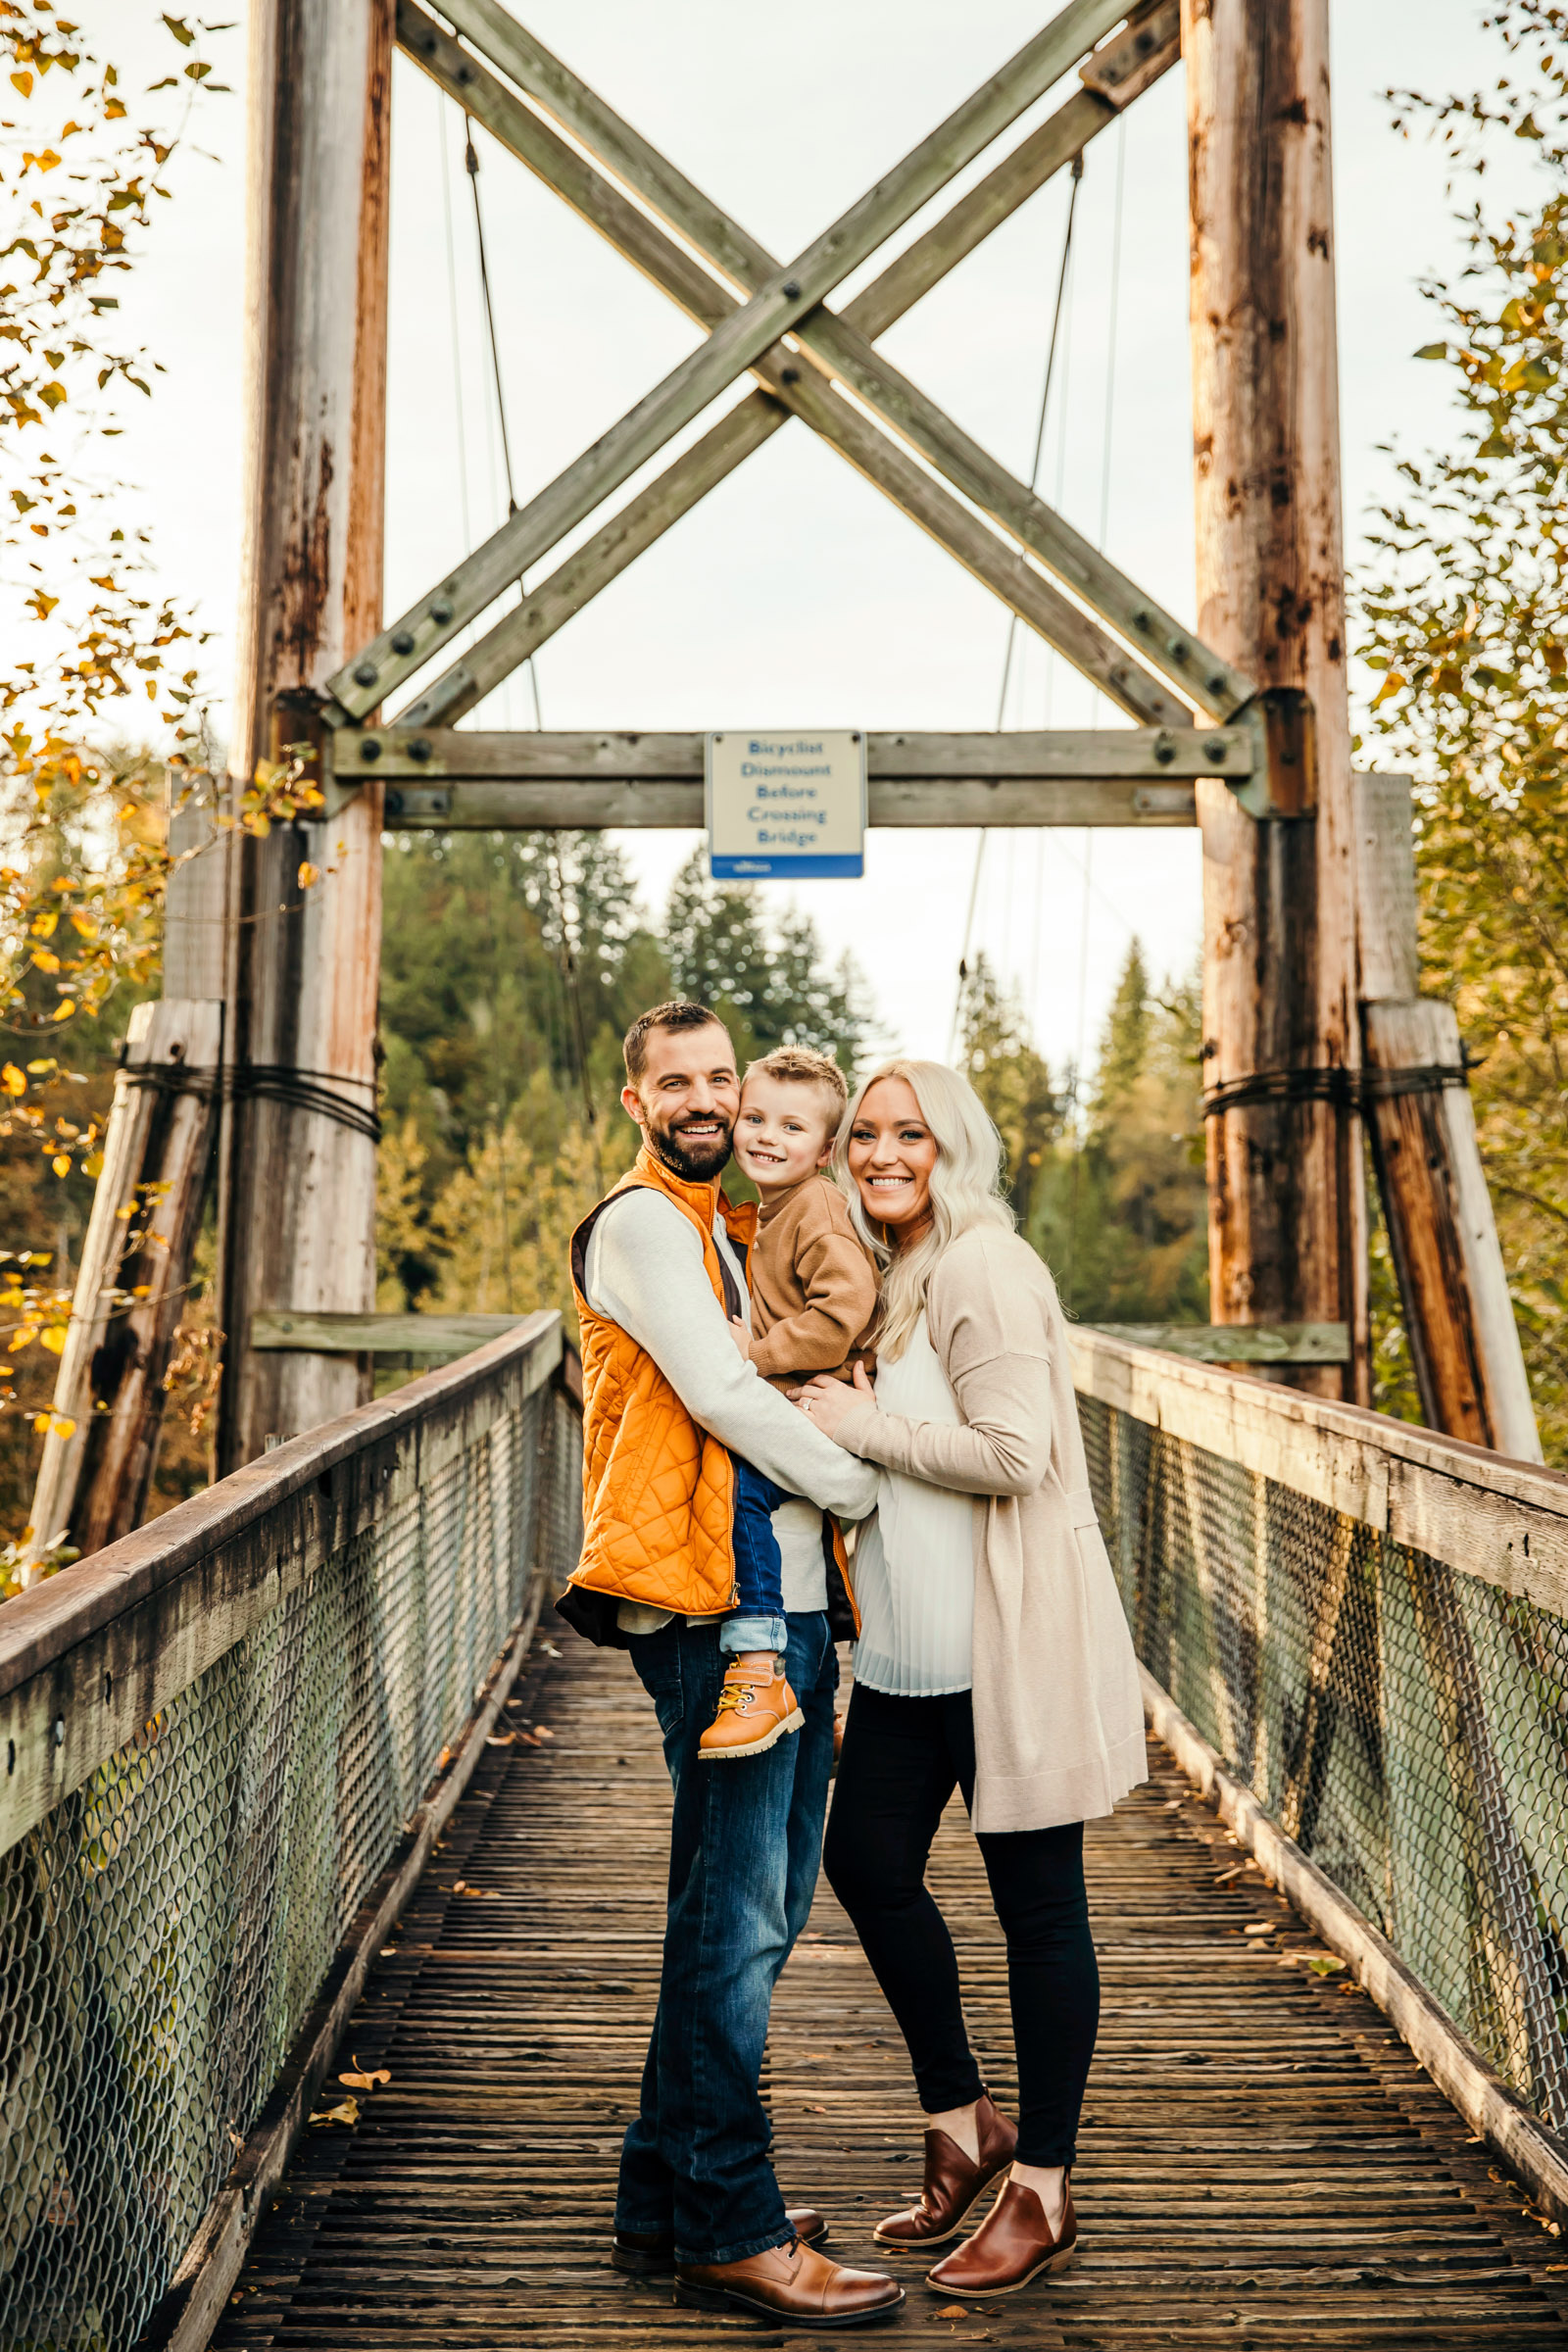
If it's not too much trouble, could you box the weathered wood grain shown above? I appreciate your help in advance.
[219,0,392,1471]
[421,0,1246,724]
[252,1309,530,1358]
[1070,1326,1568,1616]
[342,725,1251,782]
[337,0,1133,719]
[206,1640,1568,2352]
[28,998,222,1564]
[1186,0,1367,1403]
[1088,1321,1349,1362]
[0,1316,560,1855]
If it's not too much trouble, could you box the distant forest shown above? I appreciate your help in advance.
[374,827,1209,1346]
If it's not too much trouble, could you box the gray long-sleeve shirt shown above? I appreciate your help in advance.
[583,1186,877,1624]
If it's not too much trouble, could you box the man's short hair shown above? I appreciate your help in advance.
[622,999,729,1084]
[742,1045,850,1135]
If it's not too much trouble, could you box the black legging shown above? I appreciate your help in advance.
[822,1682,1099,2169]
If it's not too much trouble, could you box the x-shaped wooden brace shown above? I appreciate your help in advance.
[329,0,1256,738]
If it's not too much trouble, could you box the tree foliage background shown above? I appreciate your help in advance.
[1359,0,1568,1458]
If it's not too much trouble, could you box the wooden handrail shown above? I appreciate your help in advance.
[0,1311,563,1856]
[1070,1325,1568,1618]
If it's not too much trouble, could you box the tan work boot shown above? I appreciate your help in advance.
[698,1658,804,1760]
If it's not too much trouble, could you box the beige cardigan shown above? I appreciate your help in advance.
[832,1222,1147,1833]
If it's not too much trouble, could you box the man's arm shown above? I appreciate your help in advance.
[586,1190,877,1516]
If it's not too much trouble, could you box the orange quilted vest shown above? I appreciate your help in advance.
[565,1147,759,1628]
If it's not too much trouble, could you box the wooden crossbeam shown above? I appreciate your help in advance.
[334,724,1252,827]
[394,9,1177,730]
[1086,1322,1350,1364]
[393,1,1183,731]
[329,0,1132,722]
[426,0,1249,726]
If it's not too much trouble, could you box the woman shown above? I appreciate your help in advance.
[801,1059,1145,2299]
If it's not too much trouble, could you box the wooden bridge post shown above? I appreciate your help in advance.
[216,0,393,1470]
[1182,0,1367,1401]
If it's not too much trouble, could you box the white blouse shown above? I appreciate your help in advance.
[850,1312,975,1696]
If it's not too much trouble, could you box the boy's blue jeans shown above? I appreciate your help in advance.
[722,1457,791,1656]
[616,1610,839,2262]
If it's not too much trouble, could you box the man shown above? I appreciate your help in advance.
[563,1000,903,2328]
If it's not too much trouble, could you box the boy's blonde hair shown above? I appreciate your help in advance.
[742,1045,849,1142]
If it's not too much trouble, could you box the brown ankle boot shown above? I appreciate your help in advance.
[698,1660,804,1761]
[873,2091,1017,2249]
[925,2175,1078,2296]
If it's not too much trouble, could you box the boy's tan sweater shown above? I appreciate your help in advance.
[747,1173,878,1385]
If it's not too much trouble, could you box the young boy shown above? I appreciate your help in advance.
[699,1045,878,1762]
[700,1054,883,1768]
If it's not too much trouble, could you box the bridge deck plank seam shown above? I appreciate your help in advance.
[210,1640,1568,2350]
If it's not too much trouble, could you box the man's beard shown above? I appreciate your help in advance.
[648,1110,733,1183]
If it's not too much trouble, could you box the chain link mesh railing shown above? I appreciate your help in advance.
[0,1319,580,2352]
[1077,1361,1568,2136]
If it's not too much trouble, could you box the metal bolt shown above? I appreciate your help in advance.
[410,738,432,763]
[353,662,377,687]
[431,598,454,625]
[1167,637,1190,663]
[1133,610,1152,633]
[359,737,382,762]
[1203,737,1229,763]
[781,278,802,300]
[780,367,800,385]
[386,790,404,817]
[1152,730,1177,767]
[1208,673,1228,696]
[391,630,416,657]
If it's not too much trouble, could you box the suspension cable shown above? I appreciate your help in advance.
[951,151,1085,1062]
[1064,119,1128,1306]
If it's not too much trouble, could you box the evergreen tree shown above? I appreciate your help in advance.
[958,954,1062,1232]
[662,850,873,1070]
[1031,944,1207,1322]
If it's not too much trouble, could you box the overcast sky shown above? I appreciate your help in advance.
[69,2,1527,1070]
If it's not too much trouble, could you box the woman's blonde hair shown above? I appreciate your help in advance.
[833,1058,1012,1360]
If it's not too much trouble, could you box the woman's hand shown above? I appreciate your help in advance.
[796,1360,876,1445]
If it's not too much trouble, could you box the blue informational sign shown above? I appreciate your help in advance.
[706,730,866,879]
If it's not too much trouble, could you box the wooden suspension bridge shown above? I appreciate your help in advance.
[4,6,1568,2350]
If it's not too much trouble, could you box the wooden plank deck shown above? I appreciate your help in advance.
[212,1636,1568,2350]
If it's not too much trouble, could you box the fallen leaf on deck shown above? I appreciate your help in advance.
[485,1733,515,1747]
[338,2056,391,2089]
[309,2096,359,2128]
[1304,1955,1346,1977]
[935,2306,970,2320]
[533,1724,555,1739]
[1243,1922,1274,1936]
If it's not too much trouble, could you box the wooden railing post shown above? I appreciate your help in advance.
[1183,0,1367,1402]
[216,0,393,1471]
[1356,774,1540,1459]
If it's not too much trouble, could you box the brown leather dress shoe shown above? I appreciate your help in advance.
[873,2091,1018,2249]
[925,2175,1079,2297]
[674,2235,904,2325]
[612,2206,827,2275]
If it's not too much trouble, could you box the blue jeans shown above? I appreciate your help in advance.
[722,1458,791,1656]
[616,1610,839,2264]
